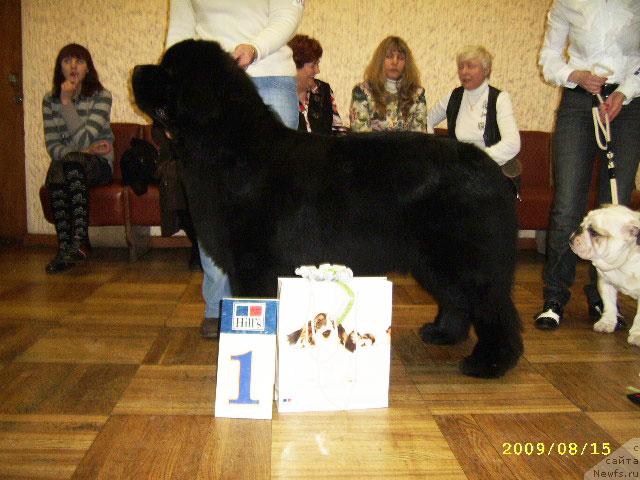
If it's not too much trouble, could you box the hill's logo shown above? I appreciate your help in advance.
[232,303,266,331]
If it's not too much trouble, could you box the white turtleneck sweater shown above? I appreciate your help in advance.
[166,0,304,78]
[427,80,520,166]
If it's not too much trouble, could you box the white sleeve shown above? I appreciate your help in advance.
[426,92,450,132]
[250,0,304,61]
[483,92,521,166]
[166,0,196,48]
[539,1,576,88]
[618,61,640,102]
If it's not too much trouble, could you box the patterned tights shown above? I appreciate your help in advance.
[49,162,89,251]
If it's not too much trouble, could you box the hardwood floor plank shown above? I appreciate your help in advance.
[0,415,107,480]
[534,361,640,412]
[142,327,218,366]
[113,365,216,415]
[587,412,640,443]
[435,414,518,480]
[471,413,620,479]
[271,409,465,479]
[16,325,160,364]
[70,415,210,479]
[168,303,204,327]
[0,363,138,415]
[197,418,271,480]
[0,325,54,363]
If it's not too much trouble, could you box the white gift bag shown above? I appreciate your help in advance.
[277,276,392,412]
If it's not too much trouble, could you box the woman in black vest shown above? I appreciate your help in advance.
[428,45,521,189]
[288,34,346,135]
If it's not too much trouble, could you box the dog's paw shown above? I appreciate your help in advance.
[419,322,465,345]
[459,343,522,379]
[628,332,640,347]
[593,318,617,333]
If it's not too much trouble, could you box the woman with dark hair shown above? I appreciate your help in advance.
[288,34,345,135]
[42,43,114,273]
[350,36,427,132]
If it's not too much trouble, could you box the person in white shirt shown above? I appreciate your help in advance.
[428,45,521,189]
[166,0,304,338]
[535,0,640,330]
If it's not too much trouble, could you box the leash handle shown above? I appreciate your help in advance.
[591,93,610,150]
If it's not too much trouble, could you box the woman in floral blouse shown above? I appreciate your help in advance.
[349,36,427,132]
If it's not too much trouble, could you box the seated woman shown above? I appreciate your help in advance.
[288,34,346,135]
[350,36,427,132]
[42,43,114,273]
[428,45,521,190]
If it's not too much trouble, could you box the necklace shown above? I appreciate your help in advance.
[466,94,485,111]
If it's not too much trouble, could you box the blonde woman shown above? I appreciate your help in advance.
[349,36,427,132]
[427,45,521,183]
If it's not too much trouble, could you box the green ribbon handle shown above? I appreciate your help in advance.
[335,281,355,326]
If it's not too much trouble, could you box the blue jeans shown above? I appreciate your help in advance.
[200,75,298,318]
[543,88,640,307]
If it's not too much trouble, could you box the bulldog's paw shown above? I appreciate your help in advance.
[628,332,640,347]
[593,317,617,333]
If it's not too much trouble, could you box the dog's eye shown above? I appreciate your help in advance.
[155,107,169,122]
[588,226,602,237]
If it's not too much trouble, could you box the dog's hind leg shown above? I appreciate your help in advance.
[420,302,471,345]
[411,267,472,345]
[461,293,523,378]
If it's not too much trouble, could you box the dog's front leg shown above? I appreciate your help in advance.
[628,302,640,347]
[593,278,619,333]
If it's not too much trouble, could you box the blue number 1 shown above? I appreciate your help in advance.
[229,351,258,405]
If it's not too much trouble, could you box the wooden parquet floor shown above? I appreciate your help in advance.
[0,245,638,479]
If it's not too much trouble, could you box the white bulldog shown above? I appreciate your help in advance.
[570,204,640,347]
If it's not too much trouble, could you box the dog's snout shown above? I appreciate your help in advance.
[572,226,583,238]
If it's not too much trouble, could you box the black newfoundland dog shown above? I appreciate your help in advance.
[132,40,522,378]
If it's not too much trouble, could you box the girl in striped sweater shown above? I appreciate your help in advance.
[42,43,114,273]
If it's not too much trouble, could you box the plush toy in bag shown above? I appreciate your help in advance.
[277,264,392,412]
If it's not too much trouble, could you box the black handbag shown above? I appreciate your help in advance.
[120,138,158,195]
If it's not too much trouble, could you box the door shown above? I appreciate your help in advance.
[0,0,26,242]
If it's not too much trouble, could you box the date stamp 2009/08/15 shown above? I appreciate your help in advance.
[502,442,612,457]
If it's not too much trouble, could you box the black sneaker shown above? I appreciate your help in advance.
[588,300,627,331]
[534,302,563,330]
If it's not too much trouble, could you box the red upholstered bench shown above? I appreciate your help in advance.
[39,123,162,261]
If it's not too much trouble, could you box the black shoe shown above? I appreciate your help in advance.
[534,302,563,330]
[200,317,220,339]
[66,241,91,262]
[45,250,74,274]
[588,300,627,331]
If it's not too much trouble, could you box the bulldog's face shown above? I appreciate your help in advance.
[570,205,640,269]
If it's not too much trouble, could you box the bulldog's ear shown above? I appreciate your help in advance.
[626,224,640,245]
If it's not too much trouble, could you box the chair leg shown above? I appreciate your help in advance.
[123,188,150,262]
[125,223,151,262]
